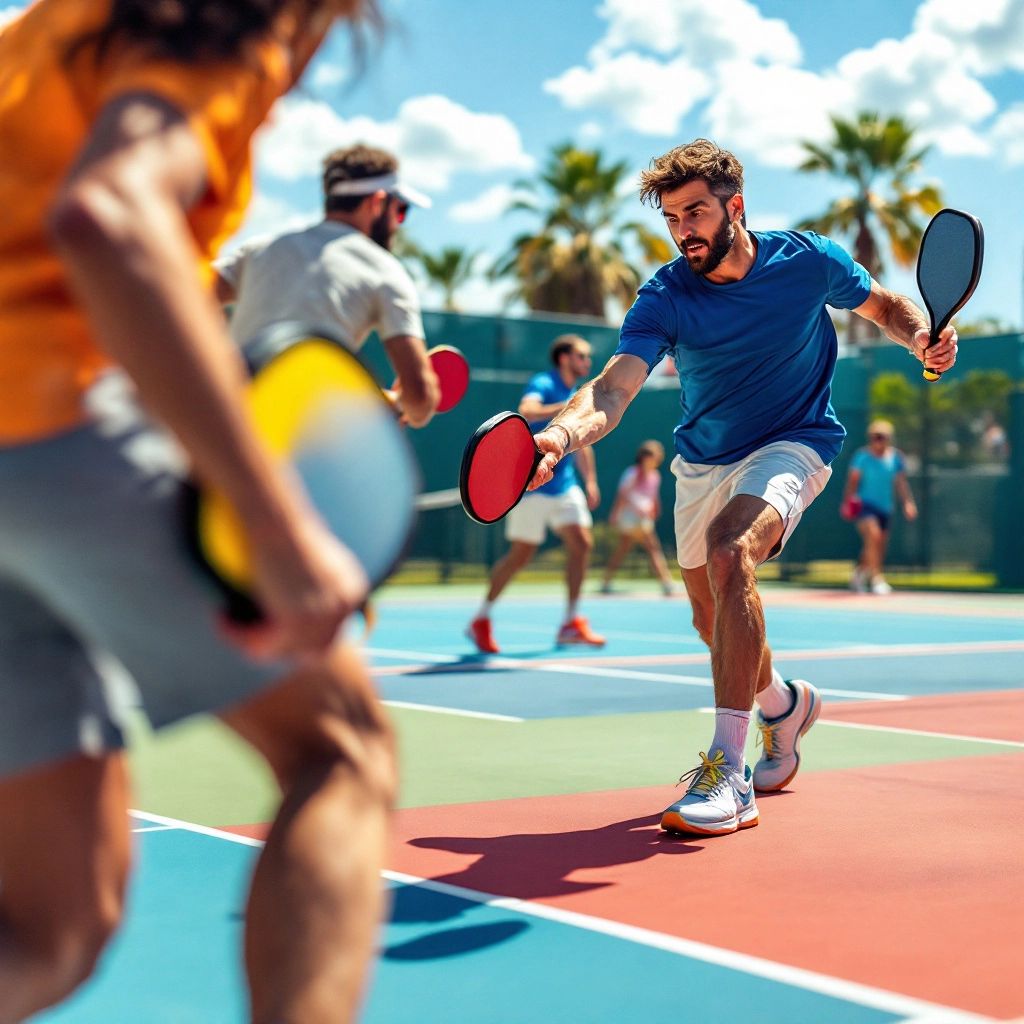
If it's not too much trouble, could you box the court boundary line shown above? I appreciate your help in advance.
[368,647,908,702]
[127,809,994,1024]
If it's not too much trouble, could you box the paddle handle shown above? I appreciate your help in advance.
[922,323,945,382]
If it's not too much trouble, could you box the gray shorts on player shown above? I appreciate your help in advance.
[0,376,285,779]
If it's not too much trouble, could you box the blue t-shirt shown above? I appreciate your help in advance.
[850,446,905,514]
[522,371,578,496]
[616,230,871,466]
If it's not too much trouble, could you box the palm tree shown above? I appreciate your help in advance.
[797,112,943,343]
[492,143,672,320]
[407,245,478,312]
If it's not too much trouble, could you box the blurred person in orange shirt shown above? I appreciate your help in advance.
[0,3,399,1022]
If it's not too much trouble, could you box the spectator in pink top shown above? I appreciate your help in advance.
[601,440,679,596]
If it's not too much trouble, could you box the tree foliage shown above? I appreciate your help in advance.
[491,143,673,320]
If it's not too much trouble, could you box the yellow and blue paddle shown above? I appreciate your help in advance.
[185,321,421,622]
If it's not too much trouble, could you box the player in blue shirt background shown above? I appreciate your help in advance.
[840,419,918,595]
[467,334,605,655]
[523,139,958,838]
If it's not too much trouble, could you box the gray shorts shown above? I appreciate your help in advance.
[0,377,284,779]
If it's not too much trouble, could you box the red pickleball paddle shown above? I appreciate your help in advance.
[459,411,544,524]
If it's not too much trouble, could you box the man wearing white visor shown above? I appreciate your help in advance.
[215,145,440,426]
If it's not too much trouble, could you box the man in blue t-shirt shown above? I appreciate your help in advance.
[523,139,959,838]
[467,334,604,654]
[840,419,918,595]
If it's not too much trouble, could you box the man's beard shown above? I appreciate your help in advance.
[370,210,393,250]
[677,215,734,276]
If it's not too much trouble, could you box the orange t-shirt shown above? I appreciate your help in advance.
[0,0,290,442]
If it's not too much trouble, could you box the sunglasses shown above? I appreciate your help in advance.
[869,433,890,441]
[390,195,410,223]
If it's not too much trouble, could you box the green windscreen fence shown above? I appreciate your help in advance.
[358,313,1024,590]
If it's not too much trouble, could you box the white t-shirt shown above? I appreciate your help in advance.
[216,220,424,351]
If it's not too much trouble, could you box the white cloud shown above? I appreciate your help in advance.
[915,0,1024,74]
[228,193,318,249]
[990,103,1024,164]
[545,53,711,136]
[835,33,997,155]
[705,62,852,167]
[590,0,801,66]
[449,184,528,224]
[255,93,533,194]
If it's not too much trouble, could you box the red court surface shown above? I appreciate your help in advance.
[822,689,1024,743]
[374,754,1024,1020]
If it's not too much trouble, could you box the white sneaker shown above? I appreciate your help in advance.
[660,750,759,836]
[871,577,892,595]
[753,679,821,792]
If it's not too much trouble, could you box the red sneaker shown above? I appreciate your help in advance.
[556,616,606,647]
[467,616,500,654]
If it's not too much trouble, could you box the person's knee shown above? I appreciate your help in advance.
[227,653,398,809]
[705,530,756,592]
[563,528,593,555]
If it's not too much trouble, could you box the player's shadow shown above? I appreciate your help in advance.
[381,813,698,962]
[392,812,698,920]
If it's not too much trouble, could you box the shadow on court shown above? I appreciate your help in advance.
[401,813,700,905]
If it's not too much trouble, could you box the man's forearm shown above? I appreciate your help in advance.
[548,374,633,453]
[874,292,929,351]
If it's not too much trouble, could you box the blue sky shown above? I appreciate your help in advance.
[5,0,1024,328]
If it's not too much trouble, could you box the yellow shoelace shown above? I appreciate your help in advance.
[676,749,728,796]
[756,720,777,759]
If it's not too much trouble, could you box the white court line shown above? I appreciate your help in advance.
[131,825,174,834]
[695,709,1024,748]
[817,719,1024,748]
[368,647,907,702]
[382,700,522,722]
[125,809,993,1024]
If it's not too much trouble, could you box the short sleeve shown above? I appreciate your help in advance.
[809,233,871,310]
[617,467,636,494]
[894,450,906,473]
[213,239,255,289]
[521,373,550,403]
[375,261,425,341]
[616,283,676,372]
[96,41,288,207]
[850,448,868,472]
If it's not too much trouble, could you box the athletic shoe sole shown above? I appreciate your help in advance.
[660,804,760,837]
[754,684,821,793]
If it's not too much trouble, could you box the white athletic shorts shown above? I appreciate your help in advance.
[505,485,592,545]
[671,440,832,569]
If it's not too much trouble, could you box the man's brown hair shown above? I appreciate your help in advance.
[323,144,398,213]
[639,139,744,210]
[549,333,587,367]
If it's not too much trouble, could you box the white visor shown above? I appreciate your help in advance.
[326,171,432,209]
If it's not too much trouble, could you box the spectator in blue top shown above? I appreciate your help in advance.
[523,139,958,838]
[467,334,604,654]
[841,419,917,595]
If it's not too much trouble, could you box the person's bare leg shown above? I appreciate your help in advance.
[682,560,775,701]
[221,643,396,1024]
[640,530,675,588]
[0,753,131,1023]
[484,541,537,603]
[857,517,883,578]
[704,496,784,712]
[601,533,634,588]
[559,524,594,605]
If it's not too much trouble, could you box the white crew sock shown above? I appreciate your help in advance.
[756,669,794,720]
[710,708,751,772]
[564,598,579,622]
[476,600,493,620]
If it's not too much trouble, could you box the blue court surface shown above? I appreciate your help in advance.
[40,814,989,1024]
[34,585,1022,1024]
